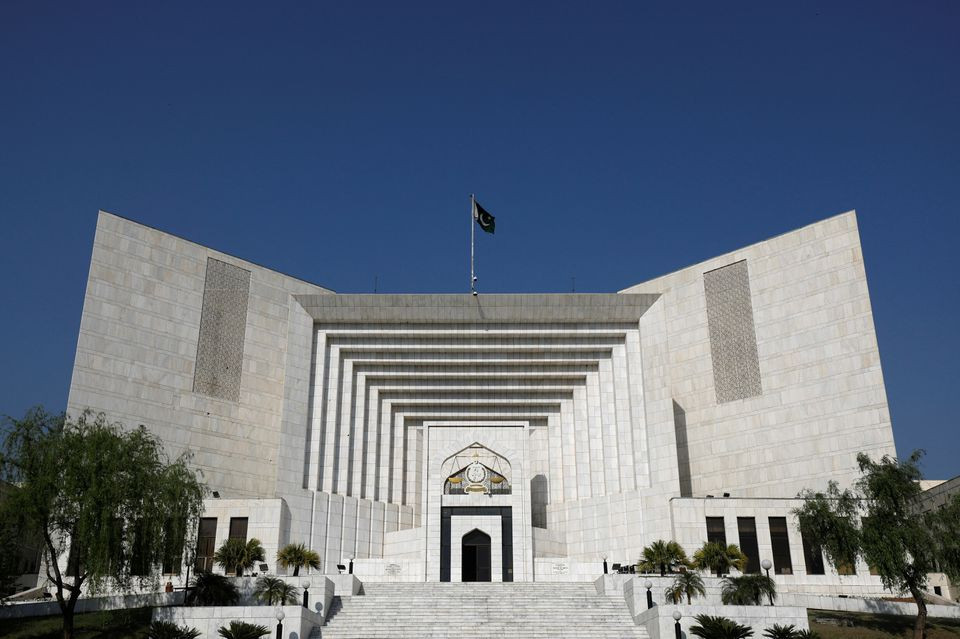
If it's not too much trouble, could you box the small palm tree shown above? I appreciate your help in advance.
[689,614,754,639]
[638,539,690,576]
[187,572,240,606]
[692,541,748,577]
[253,575,299,605]
[665,570,706,604]
[217,621,270,639]
[214,537,266,576]
[146,620,202,639]
[795,630,820,639]
[277,542,321,576]
[763,624,799,639]
[720,574,777,606]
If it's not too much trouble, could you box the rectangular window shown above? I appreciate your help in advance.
[129,520,151,577]
[737,517,760,574]
[162,518,185,575]
[768,517,793,575]
[837,560,857,576]
[800,529,825,575]
[706,517,726,545]
[195,517,217,573]
[228,517,248,542]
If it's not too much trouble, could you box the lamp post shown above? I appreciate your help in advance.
[302,579,311,609]
[673,610,682,639]
[347,554,355,575]
[602,555,608,575]
[275,608,285,639]
[645,580,653,609]
[761,559,774,606]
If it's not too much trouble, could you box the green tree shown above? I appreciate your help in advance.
[665,570,706,604]
[253,575,298,605]
[693,541,748,577]
[217,621,270,639]
[187,572,240,606]
[762,625,798,639]
[214,537,265,577]
[0,408,206,639]
[638,539,690,576]
[689,614,754,639]
[793,451,960,639]
[720,575,777,606]
[146,620,202,639]
[276,542,321,576]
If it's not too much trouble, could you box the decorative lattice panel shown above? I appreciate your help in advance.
[704,260,762,403]
[193,258,251,401]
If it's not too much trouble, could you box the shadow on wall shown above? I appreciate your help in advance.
[531,474,548,529]
[673,401,692,498]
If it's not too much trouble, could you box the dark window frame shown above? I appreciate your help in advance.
[768,517,793,575]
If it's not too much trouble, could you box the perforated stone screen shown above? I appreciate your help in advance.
[193,258,251,401]
[704,260,762,403]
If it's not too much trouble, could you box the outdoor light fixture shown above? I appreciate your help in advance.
[673,610,682,639]
[602,555,608,574]
[761,559,774,605]
[212,491,220,498]
[275,608,285,638]
[347,554,355,574]
[644,579,653,609]
[302,579,311,609]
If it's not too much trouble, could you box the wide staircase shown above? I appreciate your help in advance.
[317,581,648,638]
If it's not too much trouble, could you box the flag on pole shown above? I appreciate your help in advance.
[473,200,496,234]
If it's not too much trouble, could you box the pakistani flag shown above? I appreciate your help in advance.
[473,200,495,234]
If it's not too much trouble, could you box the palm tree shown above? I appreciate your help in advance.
[214,537,266,577]
[720,575,777,606]
[187,572,240,606]
[665,570,706,604]
[795,630,821,639]
[146,620,202,639]
[217,621,270,639]
[762,625,799,639]
[689,614,754,639]
[692,541,748,577]
[638,540,690,576]
[277,542,321,576]
[253,575,299,605]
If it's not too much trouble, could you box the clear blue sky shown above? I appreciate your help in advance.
[1,2,957,479]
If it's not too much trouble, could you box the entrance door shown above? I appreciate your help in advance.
[461,529,491,582]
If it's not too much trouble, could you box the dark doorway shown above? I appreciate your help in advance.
[461,529,491,582]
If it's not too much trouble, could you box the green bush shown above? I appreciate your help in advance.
[690,614,754,639]
[146,619,202,639]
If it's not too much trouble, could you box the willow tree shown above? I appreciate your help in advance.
[794,451,960,639]
[0,408,206,639]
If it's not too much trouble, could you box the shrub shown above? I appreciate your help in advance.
[146,620,202,639]
[254,575,299,605]
[665,570,706,604]
[638,540,690,576]
[692,542,748,576]
[187,572,240,606]
[217,621,270,639]
[214,537,266,577]
[689,614,754,639]
[277,542,321,576]
[720,574,777,606]
[762,624,798,639]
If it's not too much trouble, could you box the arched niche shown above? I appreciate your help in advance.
[441,442,512,495]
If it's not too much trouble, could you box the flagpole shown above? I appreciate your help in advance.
[470,193,476,295]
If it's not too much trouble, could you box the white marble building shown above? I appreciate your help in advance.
[65,209,896,588]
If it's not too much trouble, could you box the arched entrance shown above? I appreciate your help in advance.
[461,529,491,582]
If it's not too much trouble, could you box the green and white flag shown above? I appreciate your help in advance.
[473,200,495,234]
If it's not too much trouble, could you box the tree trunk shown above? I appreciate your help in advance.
[687,592,692,605]
[293,565,300,577]
[660,564,666,577]
[909,584,928,639]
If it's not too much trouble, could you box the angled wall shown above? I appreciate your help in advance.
[620,210,896,498]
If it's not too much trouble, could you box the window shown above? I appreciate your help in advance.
[162,518,185,575]
[737,517,760,574]
[228,517,248,542]
[836,560,857,576]
[706,517,726,545]
[800,529,825,575]
[935,586,943,596]
[195,518,217,573]
[768,517,793,575]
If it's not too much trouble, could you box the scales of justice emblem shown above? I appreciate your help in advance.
[464,460,488,493]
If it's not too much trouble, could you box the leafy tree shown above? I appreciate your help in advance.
[762,624,798,639]
[277,542,321,576]
[638,539,690,576]
[254,575,298,605]
[720,575,777,606]
[793,451,960,639]
[0,408,206,639]
[217,621,270,639]
[187,572,240,606]
[146,620,202,639]
[214,537,265,577]
[689,614,754,639]
[665,570,706,604]
[693,541,748,577]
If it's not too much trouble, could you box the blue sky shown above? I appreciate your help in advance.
[1,2,957,479]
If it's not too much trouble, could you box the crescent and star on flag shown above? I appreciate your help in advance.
[469,195,496,295]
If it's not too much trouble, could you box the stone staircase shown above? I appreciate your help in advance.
[316,581,648,638]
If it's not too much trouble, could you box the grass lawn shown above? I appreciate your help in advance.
[0,607,152,638]
[809,609,960,639]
